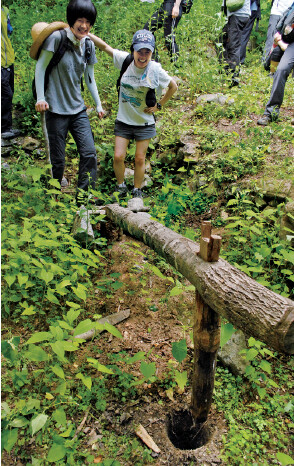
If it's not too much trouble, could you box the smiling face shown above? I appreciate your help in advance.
[133,48,153,69]
[70,17,92,41]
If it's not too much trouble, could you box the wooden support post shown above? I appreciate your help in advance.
[191,223,222,423]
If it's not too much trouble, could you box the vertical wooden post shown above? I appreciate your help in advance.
[191,222,222,423]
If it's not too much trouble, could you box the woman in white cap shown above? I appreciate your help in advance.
[31,0,104,205]
[88,29,178,200]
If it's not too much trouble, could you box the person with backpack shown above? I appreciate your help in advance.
[1,1,21,139]
[263,0,293,64]
[143,0,191,63]
[218,0,251,87]
[88,29,178,200]
[31,0,104,205]
[257,2,294,125]
[239,0,261,65]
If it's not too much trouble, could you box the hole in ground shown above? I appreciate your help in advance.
[166,409,212,450]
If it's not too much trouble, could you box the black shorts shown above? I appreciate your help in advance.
[114,119,156,141]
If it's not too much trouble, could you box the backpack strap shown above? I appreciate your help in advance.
[44,29,70,92]
[116,53,134,98]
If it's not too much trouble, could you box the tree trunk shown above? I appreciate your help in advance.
[105,205,294,354]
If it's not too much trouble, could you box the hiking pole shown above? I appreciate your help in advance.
[40,111,53,178]
[171,18,177,62]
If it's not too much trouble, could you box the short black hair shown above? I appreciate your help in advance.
[67,0,97,27]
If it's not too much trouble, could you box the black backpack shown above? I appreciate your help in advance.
[32,29,91,99]
[116,53,157,107]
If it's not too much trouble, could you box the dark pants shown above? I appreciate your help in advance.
[218,15,249,76]
[45,109,97,192]
[1,65,14,132]
[264,42,294,119]
[240,10,259,64]
[144,0,182,59]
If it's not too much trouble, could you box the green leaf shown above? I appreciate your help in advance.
[259,360,271,374]
[26,332,53,345]
[31,414,48,436]
[17,274,29,286]
[10,417,29,428]
[220,322,236,348]
[52,408,67,427]
[24,345,49,362]
[50,341,65,361]
[87,358,114,374]
[140,361,156,379]
[245,348,259,361]
[2,428,18,453]
[174,370,188,391]
[62,341,79,352]
[104,322,123,339]
[126,351,145,364]
[51,365,65,380]
[46,289,60,305]
[4,273,16,287]
[40,269,54,284]
[170,286,183,296]
[276,452,294,465]
[172,339,187,363]
[47,443,66,462]
[72,283,87,301]
[73,319,94,336]
[76,372,92,390]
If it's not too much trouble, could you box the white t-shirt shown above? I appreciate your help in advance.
[271,0,293,16]
[113,49,171,126]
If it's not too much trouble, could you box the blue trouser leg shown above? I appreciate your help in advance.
[264,42,294,119]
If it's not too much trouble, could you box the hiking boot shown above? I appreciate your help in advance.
[257,115,271,126]
[112,183,128,201]
[132,188,143,198]
[1,128,21,140]
[230,77,239,88]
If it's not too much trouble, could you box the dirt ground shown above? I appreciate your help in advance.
[80,234,228,465]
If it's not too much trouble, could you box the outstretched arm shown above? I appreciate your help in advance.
[88,33,114,57]
[35,49,53,113]
[85,64,105,119]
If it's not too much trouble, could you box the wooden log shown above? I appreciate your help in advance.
[105,204,294,354]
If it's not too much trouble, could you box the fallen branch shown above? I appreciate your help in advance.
[73,407,90,440]
[135,423,161,453]
[73,309,130,341]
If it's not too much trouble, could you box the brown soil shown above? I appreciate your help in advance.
[76,235,227,465]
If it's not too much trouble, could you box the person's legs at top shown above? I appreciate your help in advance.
[240,10,258,64]
[263,14,281,63]
[1,65,13,134]
[144,5,165,61]
[163,14,181,61]
[258,42,294,125]
[69,109,97,193]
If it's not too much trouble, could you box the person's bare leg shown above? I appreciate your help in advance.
[113,136,129,184]
[134,138,150,188]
